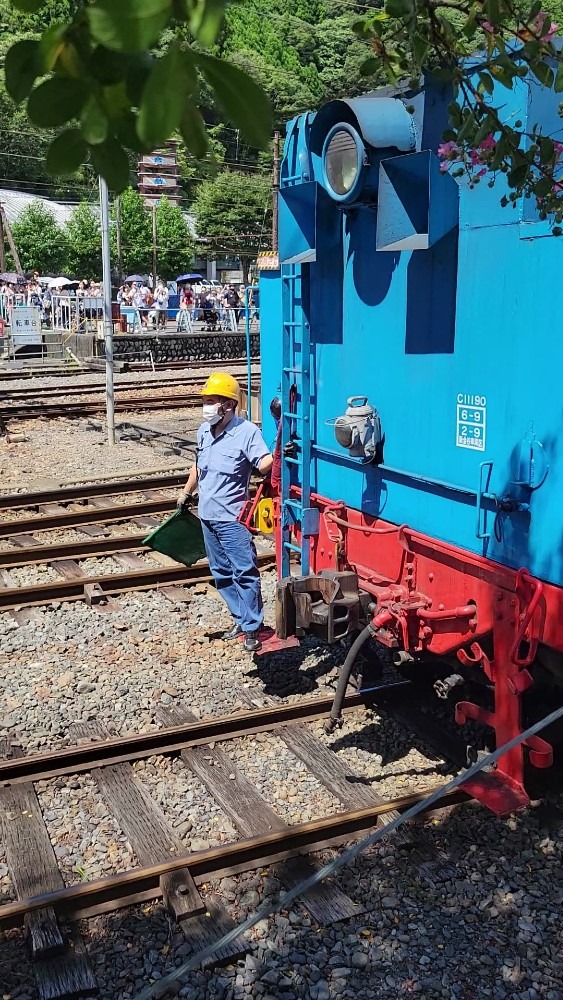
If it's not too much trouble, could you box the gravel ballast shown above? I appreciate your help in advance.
[0,421,562,1000]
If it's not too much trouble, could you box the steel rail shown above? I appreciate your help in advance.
[1,387,259,420]
[0,471,187,511]
[0,496,176,536]
[0,356,256,380]
[0,531,150,567]
[0,392,207,420]
[0,692,368,786]
[0,785,466,929]
[0,551,275,610]
[0,374,248,401]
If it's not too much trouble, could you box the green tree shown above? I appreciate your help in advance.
[111,187,152,278]
[353,0,563,222]
[194,171,271,284]
[2,0,272,192]
[10,201,67,274]
[63,201,101,278]
[176,126,226,201]
[155,198,193,280]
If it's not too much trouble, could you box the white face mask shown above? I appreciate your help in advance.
[203,402,223,426]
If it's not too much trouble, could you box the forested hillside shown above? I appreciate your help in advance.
[0,0,381,203]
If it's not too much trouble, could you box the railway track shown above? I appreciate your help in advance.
[0,371,250,402]
[0,474,272,610]
[0,384,259,421]
[0,356,256,380]
[0,690,465,999]
[0,470,188,511]
[0,390,246,421]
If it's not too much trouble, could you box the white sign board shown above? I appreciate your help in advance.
[11,306,42,346]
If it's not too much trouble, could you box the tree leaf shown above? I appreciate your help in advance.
[507,163,529,188]
[90,46,125,85]
[531,59,554,88]
[194,53,272,148]
[187,0,226,47]
[115,112,153,153]
[11,0,43,10]
[456,111,476,142]
[474,116,494,145]
[46,128,88,175]
[360,57,380,76]
[385,0,414,17]
[555,62,563,93]
[39,23,69,72]
[539,135,555,160]
[478,71,494,95]
[90,137,131,191]
[412,33,429,66]
[28,77,88,127]
[180,100,209,159]
[81,96,108,145]
[534,176,554,197]
[88,0,173,54]
[125,54,154,104]
[138,43,193,149]
[490,133,508,169]
[4,40,40,103]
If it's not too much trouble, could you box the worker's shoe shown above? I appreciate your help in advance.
[222,624,243,641]
[243,631,261,653]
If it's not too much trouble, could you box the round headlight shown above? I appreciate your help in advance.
[322,124,364,203]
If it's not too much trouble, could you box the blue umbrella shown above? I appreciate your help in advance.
[176,273,203,282]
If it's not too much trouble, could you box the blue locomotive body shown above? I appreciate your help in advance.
[258,66,563,811]
[260,72,563,587]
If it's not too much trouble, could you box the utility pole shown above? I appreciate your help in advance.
[152,204,158,289]
[0,210,5,272]
[116,195,123,285]
[0,205,22,274]
[272,130,280,251]
[99,176,115,446]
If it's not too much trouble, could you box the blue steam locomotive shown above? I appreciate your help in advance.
[258,64,563,814]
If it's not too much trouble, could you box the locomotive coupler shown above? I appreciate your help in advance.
[434,673,464,699]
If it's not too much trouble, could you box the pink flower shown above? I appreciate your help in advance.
[554,141,563,154]
[533,12,558,42]
[439,161,449,172]
[479,135,496,150]
[482,20,495,33]
[438,140,460,159]
[476,167,487,177]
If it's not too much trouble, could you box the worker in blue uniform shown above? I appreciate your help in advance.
[177,372,273,652]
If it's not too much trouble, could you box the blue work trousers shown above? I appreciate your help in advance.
[201,519,263,633]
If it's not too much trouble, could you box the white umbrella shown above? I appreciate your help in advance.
[48,276,79,288]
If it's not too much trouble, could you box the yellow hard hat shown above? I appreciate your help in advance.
[200,372,240,401]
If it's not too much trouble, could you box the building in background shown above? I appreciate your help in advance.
[138,142,182,209]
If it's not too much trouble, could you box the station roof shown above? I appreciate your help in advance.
[0,188,195,233]
[0,188,78,226]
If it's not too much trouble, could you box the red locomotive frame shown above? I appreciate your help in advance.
[272,491,560,815]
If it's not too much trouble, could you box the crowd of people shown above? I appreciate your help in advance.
[0,275,105,328]
[116,280,259,332]
[117,280,170,330]
[0,273,260,334]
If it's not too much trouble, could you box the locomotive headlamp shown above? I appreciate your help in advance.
[322,125,366,204]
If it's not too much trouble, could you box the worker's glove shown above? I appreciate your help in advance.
[177,491,196,512]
